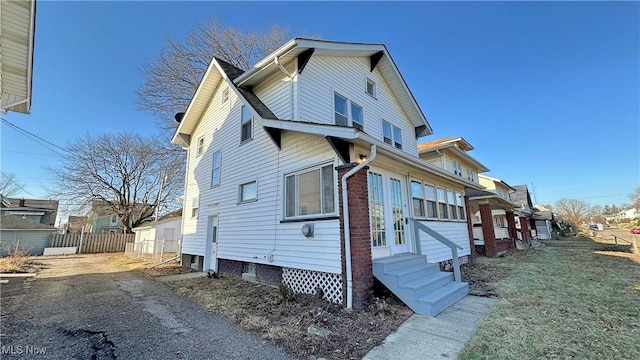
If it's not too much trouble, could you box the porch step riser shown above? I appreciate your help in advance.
[373,255,469,317]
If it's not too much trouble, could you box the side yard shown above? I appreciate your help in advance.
[459,235,640,359]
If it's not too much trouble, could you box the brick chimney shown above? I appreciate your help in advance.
[19,199,25,207]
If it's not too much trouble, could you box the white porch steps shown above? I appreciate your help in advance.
[372,254,469,316]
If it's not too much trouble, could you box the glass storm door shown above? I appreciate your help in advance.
[368,170,411,256]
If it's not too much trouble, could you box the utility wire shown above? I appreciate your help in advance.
[1,118,67,156]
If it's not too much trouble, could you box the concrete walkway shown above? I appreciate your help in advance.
[363,295,498,360]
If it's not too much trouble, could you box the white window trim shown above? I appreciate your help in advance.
[447,189,458,220]
[333,91,364,130]
[240,105,254,144]
[365,77,377,99]
[238,180,258,204]
[284,163,336,219]
[410,179,426,219]
[222,88,229,104]
[211,150,221,188]
[192,197,199,218]
[382,119,393,145]
[196,136,205,157]
[423,182,439,220]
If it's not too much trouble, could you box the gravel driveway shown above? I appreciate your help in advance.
[0,254,292,359]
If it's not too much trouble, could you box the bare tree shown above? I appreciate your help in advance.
[0,172,25,197]
[554,198,591,227]
[588,204,606,224]
[49,133,184,233]
[630,187,640,211]
[138,17,290,130]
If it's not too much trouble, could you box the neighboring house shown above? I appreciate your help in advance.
[417,137,489,184]
[532,207,555,240]
[85,200,156,234]
[171,38,486,316]
[0,215,56,256]
[132,209,182,255]
[611,208,639,222]
[509,185,537,240]
[0,0,36,114]
[0,195,59,226]
[62,215,88,234]
[466,175,521,256]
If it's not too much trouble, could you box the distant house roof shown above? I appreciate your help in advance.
[0,0,36,114]
[417,137,474,152]
[132,209,182,230]
[1,196,59,212]
[478,174,516,192]
[510,185,533,208]
[0,215,56,231]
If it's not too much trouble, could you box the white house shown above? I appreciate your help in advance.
[132,210,182,256]
[171,38,485,316]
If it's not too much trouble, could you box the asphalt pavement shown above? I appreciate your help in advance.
[0,255,292,360]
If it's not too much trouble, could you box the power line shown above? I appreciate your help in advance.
[1,118,67,156]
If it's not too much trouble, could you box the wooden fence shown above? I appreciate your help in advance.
[49,234,135,254]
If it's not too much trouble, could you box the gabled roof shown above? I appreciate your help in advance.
[417,137,473,152]
[0,215,56,231]
[466,188,518,210]
[172,38,433,146]
[0,0,36,114]
[1,196,59,212]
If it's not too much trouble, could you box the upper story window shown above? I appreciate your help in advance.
[239,181,258,203]
[334,93,348,126]
[285,164,335,218]
[382,120,402,149]
[222,88,229,104]
[197,136,205,156]
[453,160,462,176]
[366,78,376,98]
[211,151,221,187]
[466,168,474,182]
[110,214,117,224]
[241,106,253,143]
[334,92,364,130]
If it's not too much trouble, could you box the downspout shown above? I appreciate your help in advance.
[341,144,377,310]
[274,56,295,119]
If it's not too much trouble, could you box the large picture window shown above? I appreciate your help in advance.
[285,164,335,218]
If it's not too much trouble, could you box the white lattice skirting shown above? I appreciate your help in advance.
[282,268,343,304]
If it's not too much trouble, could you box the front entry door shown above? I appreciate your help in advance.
[369,170,411,257]
[204,215,218,271]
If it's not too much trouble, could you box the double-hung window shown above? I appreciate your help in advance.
[192,197,199,218]
[334,93,348,126]
[241,106,253,142]
[456,192,466,220]
[411,181,425,217]
[196,136,205,156]
[366,78,376,98]
[393,126,402,149]
[424,184,438,218]
[447,190,458,220]
[381,120,402,149]
[453,161,462,176]
[466,168,474,182]
[285,164,335,218]
[334,92,364,130]
[437,187,448,219]
[211,151,221,187]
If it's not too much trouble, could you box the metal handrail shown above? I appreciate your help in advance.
[409,218,463,282]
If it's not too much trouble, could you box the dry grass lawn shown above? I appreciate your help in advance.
[107,253,194,277]
[459,235,640,360]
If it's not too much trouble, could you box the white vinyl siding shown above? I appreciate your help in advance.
[181,79,343,273]
[298,55,418,157]
[415,221,471,263]
[252,60,295,119]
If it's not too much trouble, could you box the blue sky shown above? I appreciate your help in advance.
[1,1,638,209]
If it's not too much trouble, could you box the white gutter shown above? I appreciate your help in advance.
[341,144,376,310]
[274,56,295,119]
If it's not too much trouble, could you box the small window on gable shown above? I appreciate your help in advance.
[393,126,402,150]
[197,136,205,156]
[211,151,221,187]
[239,181,257,203]
[366,78,376,98]
[222,88,229,104]
[334,93,348,126]
[241,106,253,143]
[382,120,392,145]
[351,102,363,131]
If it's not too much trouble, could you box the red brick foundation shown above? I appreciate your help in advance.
[337,163,372,310]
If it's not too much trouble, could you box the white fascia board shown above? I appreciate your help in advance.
[171,58,224,144]
[233,39,298,85]
[448,146,490,173]
[259,118,358,139]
